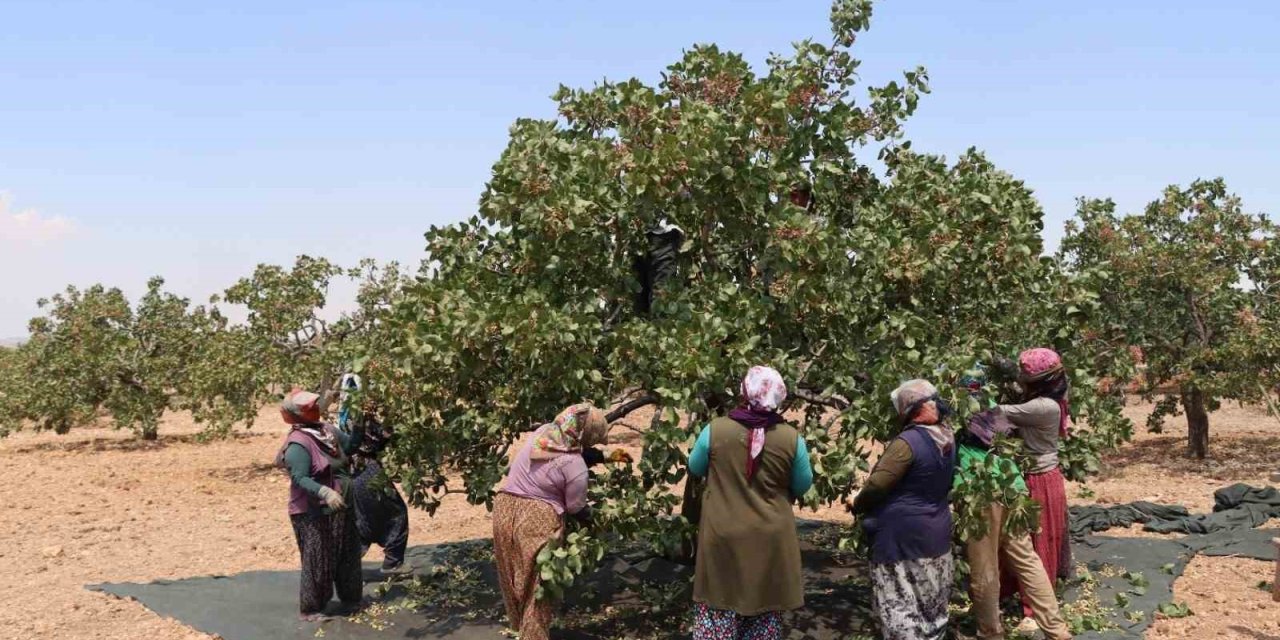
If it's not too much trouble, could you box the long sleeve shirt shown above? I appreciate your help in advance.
[687,424,814,498]
[283,426,362,498]
[850,438,913,515]
[995,397,1061,473]
[500,424,591,515]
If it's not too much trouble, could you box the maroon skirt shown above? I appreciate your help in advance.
[1001,466,1071,612]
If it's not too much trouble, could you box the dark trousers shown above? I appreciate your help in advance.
[352,460,410,569]
[290,508,363,614]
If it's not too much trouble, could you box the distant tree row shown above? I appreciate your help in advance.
[0,257,406,440]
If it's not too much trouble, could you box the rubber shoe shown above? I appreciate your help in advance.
[1014,617,1041,636]
[381,563,413,576]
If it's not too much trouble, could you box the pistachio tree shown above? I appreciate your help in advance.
[370,0,1131,583]
[0,278,220,439]
[195,256,409,432]
[1060,179,1277,458]
[0,340,26,437]
[0,258,407,439]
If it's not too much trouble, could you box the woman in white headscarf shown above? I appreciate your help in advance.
[848,379,956,640]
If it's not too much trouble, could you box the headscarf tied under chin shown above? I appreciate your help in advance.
[1019,347,1072,438]
[890,379,954,455]
[531,404,610,461]
[729,366,788,481]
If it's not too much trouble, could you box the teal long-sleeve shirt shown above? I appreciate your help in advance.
[687,424,814,498]
[284,426,363,498]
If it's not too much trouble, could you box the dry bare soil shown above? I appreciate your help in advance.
[3,401,1279,639]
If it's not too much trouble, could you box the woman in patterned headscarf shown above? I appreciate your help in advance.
[848,379,956,640]
[493,403,614,640]
[686,366,813,640]
[995,348,1074,633]
[275,389,365,620]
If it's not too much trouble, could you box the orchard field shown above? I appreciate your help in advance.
[3,2,1278,639]
[5,399,1280,640]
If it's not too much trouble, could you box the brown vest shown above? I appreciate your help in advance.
[692,417,804,615]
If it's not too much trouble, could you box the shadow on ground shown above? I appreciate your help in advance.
[89,516,1263,640]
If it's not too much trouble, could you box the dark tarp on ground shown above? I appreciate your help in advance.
[90,487,1280,640]
[1062,484,1280,639]
[1068,501,1190,539]
[89,523,878,640]
[1148,484,1280,535]
[1070,483,1280,538]
[1068,536,1194,640]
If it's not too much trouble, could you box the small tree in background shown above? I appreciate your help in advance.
[1,279,218,439]
[1060,179,1277,458]
[0,257,407,439]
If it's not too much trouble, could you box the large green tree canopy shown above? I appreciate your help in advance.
[370,0,1132,567]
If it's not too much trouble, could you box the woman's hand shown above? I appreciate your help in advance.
[843,492,859,515]
[608,449,634,464]
[318,485,347,511]
[581,446,606,467]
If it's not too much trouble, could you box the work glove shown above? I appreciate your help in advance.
[569,504,594,526]
[318,485,347,511]
[582,446,606,467]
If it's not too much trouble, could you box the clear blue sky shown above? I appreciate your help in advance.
[2,1,1277,336]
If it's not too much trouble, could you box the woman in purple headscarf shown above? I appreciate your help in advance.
[686,366,813,640]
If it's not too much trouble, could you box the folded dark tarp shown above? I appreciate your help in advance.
[1069,502,1190,539]
[1071,483,1280,538]
[1143,483,1280,535]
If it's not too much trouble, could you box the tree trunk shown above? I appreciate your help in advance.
[140,422,159,441]
[1182,387,1210,459]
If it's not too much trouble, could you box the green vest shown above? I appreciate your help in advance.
[693,417,803,615]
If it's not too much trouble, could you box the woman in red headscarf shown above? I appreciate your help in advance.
[995,348,1073,632]
[275,389,365,620]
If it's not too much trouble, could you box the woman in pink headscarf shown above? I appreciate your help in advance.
[686,366,813,640]
[995,348,1073,633]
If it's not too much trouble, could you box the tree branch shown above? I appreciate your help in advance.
[792,387,850,410]
[607,392,659,422]
[1186,290,1212,345]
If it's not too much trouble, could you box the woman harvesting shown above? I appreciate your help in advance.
[687,365,813,640]
[275,389,365,620]
[849,379,956,640]
[996,347,1074,625]
[493,403,614,640]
